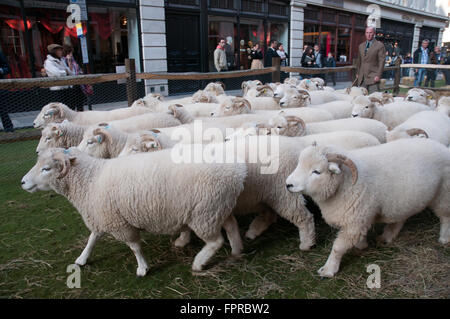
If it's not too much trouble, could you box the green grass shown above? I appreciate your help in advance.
[0,140,449,298]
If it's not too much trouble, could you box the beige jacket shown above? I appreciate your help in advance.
[214,47,227,72]
[356,39,385,86]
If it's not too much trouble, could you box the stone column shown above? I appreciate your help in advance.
[437,28,444,47]
[289,0,307,76]
[140,0,168,95]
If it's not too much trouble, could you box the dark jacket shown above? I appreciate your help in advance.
[301,52,315,67]
[250,49,263,60]
[264,47,280,67]
[0,52,10,79]
[325,57,336,68]
[413,47,436,65]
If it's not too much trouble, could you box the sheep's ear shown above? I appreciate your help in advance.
[51,125,63,137]
[140,134,162,151]
[93,128,109,144]
[328,162,341,175]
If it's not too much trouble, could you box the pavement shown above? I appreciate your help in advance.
[2,80,356,130]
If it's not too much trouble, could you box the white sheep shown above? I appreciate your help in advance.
[386,111,450,146]
[175,133,379,252]
[118,130,177,157]
[266,113,387,142]
[97,104,191,133]
[437,96,450,117]
[21,147,247,276]
[33,101,153,129]
[36,120,88,154]
[404,88,437,107]
[283,77,300,86]
[286,139,450,277]
[351,95,430,129]
[368,91,394,104]
[241,80,262,96]
[309,101,354,119]
[191,90,219,103]
[204,81,226,96]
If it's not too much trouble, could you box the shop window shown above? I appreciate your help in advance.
[338,14,351,27]
[268,22,288,56]
[337,27,351,63]
[355,14,367,29]
[268,1,289,17]
[208,16,237,71]
[304,7,319,21]
[239,18,264,70]
[304,24,319,48]
[166,0,200,7]
[320,25,336,57]
[322,10,336,25]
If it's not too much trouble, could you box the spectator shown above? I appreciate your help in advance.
[301,46,316,79]
[250,43,264,69]
[413,39,434,87]
[324,52,336,86]
[0,49,14,132]
[265,39,280,67]
[214,38,228,72]
[314,44,324,80]
[393,42,401,56]
[402,52,413,77]
[44,43,82,111]
[443,53,450,85]
[425,46,443,88]
[389,51,399,80]
[276,43,289,66]
[355,26,385,93]
[61,44,90,111]
[224,36,235,71]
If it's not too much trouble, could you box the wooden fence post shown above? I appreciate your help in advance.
[125,59,137,106]
[351,58,358,84]
[393,58,401,95]
[272,57,281,83]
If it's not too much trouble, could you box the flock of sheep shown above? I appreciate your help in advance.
[20,77,450,279]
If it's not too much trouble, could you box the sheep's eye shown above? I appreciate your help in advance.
[45,137,51,141]
[41,167,51,172]
[87,140,94,145]
[365,106,369,109]
[277,126,282,129]
[312,170,321,175]
[132,147,139,152]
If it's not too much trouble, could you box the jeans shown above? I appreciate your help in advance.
[0,89,13,132]
[414,69,426,86]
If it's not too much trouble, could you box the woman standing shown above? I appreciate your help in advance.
[276,43,289,66]
[301,46,315,78]
[250,43,264,69]
[62,45,93,110]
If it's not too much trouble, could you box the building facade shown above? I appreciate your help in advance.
[1,0,448,94]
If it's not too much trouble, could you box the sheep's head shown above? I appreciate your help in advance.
[142,94,164,111]
[241,80,262,95]
[284,77,299,86]
[211,97,252,117]
[286,144,358,202]
[192,90,219,103]
[274,83,294,99]
[404,88,437,106]
[37,122,67,154]
[386,127,429,142]
[310,77,325,90]
[351,96,381,118]
[437,96,450,116]
[224,122,272,141]
[119,130,162,157]
[78,125,114,158]
[369,91,394,104]
[204,82,226,96]
[280,88,311,108]
[267,112,306,137]
[21,148,78,193]
[34,102,69,129]
[297,79,319,91]
[346,87,368,96]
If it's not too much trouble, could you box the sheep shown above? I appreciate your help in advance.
[244,84,274,98]
[97,104,191,133]
[286,139,450,277]
[297,79,321,91]
[386,111,450,146]
[437,96,450,117]
[404,88,438,107]
[175,132,379,252]
[241,79,262,96]
[274,83,296,99]
[265,113,387,143]
[78,124,130,158]
[118,130,177,157]
[36,120,88,154]
[21,147,247,276]
[368,91,394,104]
[33,101,154,129]
[279,88,311,108]
[204,81,226,96]
[183,102,221,117]
[283,77,300,86]
[308,101,354,119]
[211,97,334,123]
[192,90,219,103]
[351,95,430,129]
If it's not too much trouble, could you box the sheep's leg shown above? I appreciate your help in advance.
[245,210,277,240]
[377,221,405,244]
[75,232,103,266]
[174,227,192,248]
[192,234,224,272]
[222,215,243,256]
[318,230,357,278]
[355,236,368,250]
[127,241,149,277]
[438,216,450,244]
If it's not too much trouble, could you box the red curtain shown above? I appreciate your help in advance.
[40,19,64,34]
[63,24,87,38]
[4,19,33,32]
[90,12,112,40]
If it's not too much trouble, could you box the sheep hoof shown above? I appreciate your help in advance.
[299,242,313,251]
[192,264,203,272]
[136,266,148,277]
[244,230,257,240]
[75,257,87,266]
[317,266,336,278]
[376,235,390,245]
[174,238,189,248]
[438,237,449,245]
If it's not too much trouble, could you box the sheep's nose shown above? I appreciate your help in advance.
[407,96,413,100]
[210,113,214,116]
[21,180,25,185]
[286,183,293,190]
[352,114,358,118]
